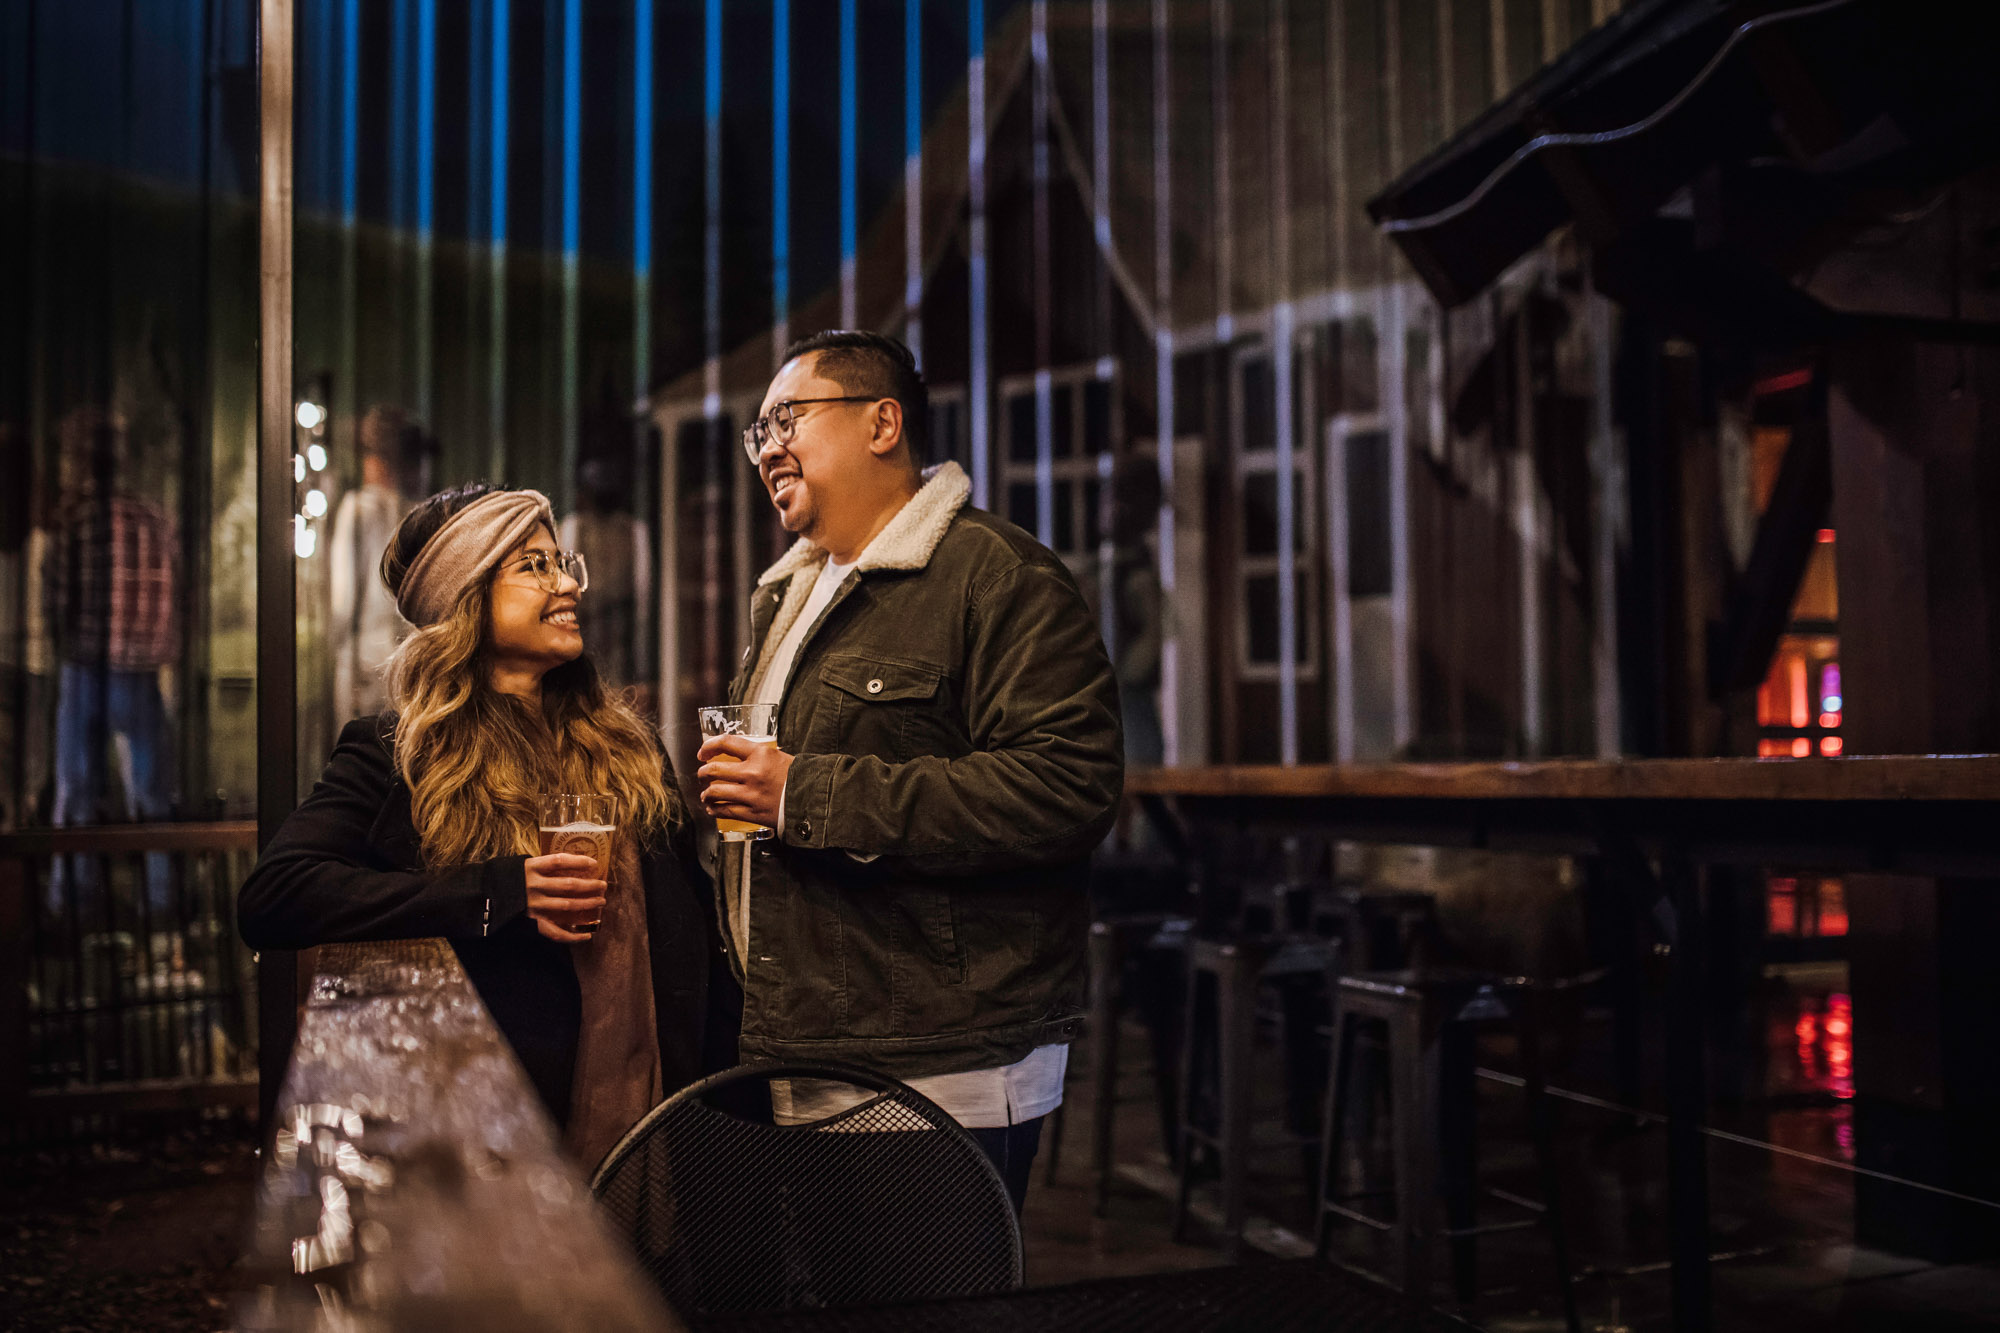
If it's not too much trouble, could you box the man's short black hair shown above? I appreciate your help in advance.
[781,330,929,463]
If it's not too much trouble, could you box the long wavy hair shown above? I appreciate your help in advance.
[379,483,679,869]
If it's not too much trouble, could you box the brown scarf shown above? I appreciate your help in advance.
[562,834,662,1172]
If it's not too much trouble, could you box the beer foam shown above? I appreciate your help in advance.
[542,821,615,834]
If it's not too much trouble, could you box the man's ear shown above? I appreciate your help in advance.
[866,398,905,460]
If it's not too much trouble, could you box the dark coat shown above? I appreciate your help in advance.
[727,463,1123,1079]
[238,713,735,1123]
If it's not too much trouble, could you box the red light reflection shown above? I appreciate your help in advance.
[1795,992,1855,1103]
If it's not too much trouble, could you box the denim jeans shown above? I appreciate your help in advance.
[965,1115,1047,1216]
[50,661,175,919]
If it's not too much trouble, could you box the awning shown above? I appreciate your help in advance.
[1369,0,2000,312]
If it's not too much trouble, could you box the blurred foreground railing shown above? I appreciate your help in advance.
[0,821,260,1131]
[240,938,676,1332]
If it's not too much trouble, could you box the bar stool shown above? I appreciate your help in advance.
[1039,913,1192,1209]
[1315,968,1586,1333]
[1319,886,1440,970]
[1172,932,1342,1259]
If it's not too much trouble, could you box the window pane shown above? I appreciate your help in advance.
[1244,473,1279,557]
[1054,481,1076,554]
[1083,478,1103,551]
[1240,358,1273,453]
[1246,575,1280,663]
[1054,383,1076,458]
[1008,394,1037,463]
[1007,482,1038,532]
[1083,378,1113,456]
[1346,431,1393,597]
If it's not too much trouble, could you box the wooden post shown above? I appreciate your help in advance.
[255,0,298,1141]
[1829,331,2000,1259]
[0,856,28,1110]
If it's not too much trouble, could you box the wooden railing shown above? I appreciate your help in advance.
[238,939,676,1331]
[0,822,260,1119]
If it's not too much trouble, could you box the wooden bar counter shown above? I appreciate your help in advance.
[1129,755,2000,875]
[238,939,677,1332]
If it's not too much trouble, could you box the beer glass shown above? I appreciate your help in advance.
[536,792,618,933]
[698,703,777,841]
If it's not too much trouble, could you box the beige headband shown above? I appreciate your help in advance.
[395,489,557,627]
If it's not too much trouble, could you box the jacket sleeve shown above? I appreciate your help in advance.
[237,718,530,949]
[782,559,1124,875]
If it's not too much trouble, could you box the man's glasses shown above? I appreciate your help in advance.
[741,396,880,465]
[504,549,589,595]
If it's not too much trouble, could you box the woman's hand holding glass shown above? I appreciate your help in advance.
[523,852,607,943]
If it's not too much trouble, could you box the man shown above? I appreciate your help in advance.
[329,405,417,720]
[697,331,1123,1211]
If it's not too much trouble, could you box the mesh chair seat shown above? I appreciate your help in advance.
[591,1061,1023,1319]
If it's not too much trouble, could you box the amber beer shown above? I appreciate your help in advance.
[536,793,617,933]
[698,704,777,841]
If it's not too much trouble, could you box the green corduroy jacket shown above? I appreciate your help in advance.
[725,462,1124,1080]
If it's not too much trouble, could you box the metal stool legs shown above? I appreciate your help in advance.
[1172,940,1259,1260]
[1316,974,1582,1333]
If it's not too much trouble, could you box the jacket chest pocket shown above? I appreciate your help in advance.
[810,652,950,760]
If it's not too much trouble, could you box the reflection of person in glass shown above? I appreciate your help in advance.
[240,484,733,1165]
[328,405,420,720]
[697,332,1124,1214]
[1107,455,1165,766]
[560,456,651,693]
[43,406,179,923]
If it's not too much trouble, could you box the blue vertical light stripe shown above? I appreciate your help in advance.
[840,0,858,325]
[904,0,922,364]
[490,0,509,243]
[341,0,359,222]
[773,0,789,339]
[416,0,436,424]
[634,0,653,276]
[314,0,335,212]
[562,0,580,258]
[968,0,989,507]
[467,6,484,236]
[391,0,410,226]
[704,0,723,412]
[417,0,434,234]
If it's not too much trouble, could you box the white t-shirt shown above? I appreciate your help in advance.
[743,547,1069,1131]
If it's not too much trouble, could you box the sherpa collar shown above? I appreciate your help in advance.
[755,461,972,588]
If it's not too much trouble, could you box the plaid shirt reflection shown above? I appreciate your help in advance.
[44,493,181,669]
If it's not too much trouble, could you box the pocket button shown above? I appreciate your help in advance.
[866,678,884,694]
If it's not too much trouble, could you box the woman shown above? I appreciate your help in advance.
[240,483,732,1166]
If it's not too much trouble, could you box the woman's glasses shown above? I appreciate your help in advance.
[740,396,880,465]
[506,549,589,595]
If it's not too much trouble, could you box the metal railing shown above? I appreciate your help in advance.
[1,822,260,1128]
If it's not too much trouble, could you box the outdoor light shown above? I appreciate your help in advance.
[307,443,328,472]
[294,514,316,560]
[294,454,306,483]
[296,400,326,430]
[304,488,328,518]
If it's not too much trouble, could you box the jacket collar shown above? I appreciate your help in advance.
[755,461,972,589]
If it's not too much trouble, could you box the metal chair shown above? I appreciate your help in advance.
[590,1061,1023,1319]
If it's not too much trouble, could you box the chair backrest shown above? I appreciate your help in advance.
[590,1061,1023,1318]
